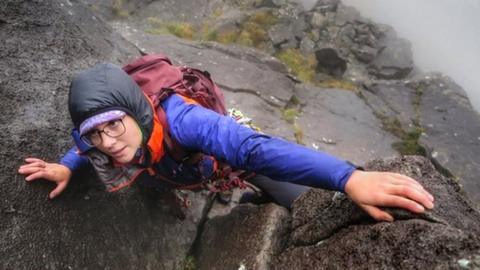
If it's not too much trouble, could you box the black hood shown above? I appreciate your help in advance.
[68,63,153,143]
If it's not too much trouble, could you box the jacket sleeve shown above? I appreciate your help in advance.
[59,146,89,171]
[162,94,357,192]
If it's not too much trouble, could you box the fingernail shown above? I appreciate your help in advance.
[429,194,434,201]
[427,201,434,209]
[416,204,425,211]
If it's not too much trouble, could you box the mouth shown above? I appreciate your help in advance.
[111,146,126,157]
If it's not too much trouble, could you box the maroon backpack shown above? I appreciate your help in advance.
[123,54,227,114]
[122,54,253,195]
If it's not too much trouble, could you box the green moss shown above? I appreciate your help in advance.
[375,112,426,156]
[145,17,169,35]
[275,49,317,83]
[205,30,219,41]
[182,256,196,270]
[214,31,237,44]
[204,11,278,49]
[316,79,357,91]
[282,108,299,124]
[378,115,405,138]
[294,124,305,145]
[111,0,129,18]
[237,30,254,47]
[213,7,224,18]
[381,81,428,156]
[166,22,195,39]
[392,127,426,156]
[249,10,278,25]
[145,18,195,39]
[148,17,163,28]
[290,95,300,105]
[306,30,317,41]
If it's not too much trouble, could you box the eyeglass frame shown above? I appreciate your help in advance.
[80,116,127,147]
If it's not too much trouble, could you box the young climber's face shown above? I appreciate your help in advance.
[92,115,143,164]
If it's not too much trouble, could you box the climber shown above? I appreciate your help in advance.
[17,60,434,222]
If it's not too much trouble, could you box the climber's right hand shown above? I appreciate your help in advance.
[18,157,72,199]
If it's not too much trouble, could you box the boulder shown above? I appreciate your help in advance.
[311,0,340,13]
[368,34,414,80]
[309,11,327,29]
[267,22,299,49]
[315,47,348,76]
[275,156,480,269]
[195,203,290,270]
[0,1,208,269]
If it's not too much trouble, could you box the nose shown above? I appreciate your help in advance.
[99,132,117,149]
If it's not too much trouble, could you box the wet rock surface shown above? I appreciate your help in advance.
[360,74,480,208]
[275,156,480,269]
[195,156,480,270]
[367,34,414,80]
[196,203,290,270]
[3,0,480,269]
[294,84,398,165]
[0,1,208,269]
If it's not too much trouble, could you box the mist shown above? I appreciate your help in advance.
[299,0,480,113]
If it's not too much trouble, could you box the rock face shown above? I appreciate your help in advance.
[0,1,208,269]
[277,156,480,269]
[360,74,480,208]
[3,0,480,269]
[195,203,290,270]
[293,84,398,166]
[194,156,480,269]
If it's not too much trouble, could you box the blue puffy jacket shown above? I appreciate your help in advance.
[61,94,357,192]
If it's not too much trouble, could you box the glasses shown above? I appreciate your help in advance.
[81,118,126,146]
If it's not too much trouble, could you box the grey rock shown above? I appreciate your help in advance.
[0,1,208,270]
[312,0,340,13]
[413,74,480,208]
[259,0,285,8]
[196,203,290,270]
[334,5,361,27]
[352,23,378,48]
[351,44,377,63]
[337,23,356,43]
[268,23,298,47]
[314,48,347,77]
[275,156,480,269]
[368,36,414,80]
[361,74,480,209]
[132,0,216,28]
[294,84,399,166]
[309,11,327,29]
[360,81,418,129]
[267,9,308,47]
[299,36,316,54]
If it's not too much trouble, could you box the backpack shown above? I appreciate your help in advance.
[123,54,227,114]
[122,54,254,195]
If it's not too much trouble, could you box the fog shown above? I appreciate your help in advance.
[300,0,480,113]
